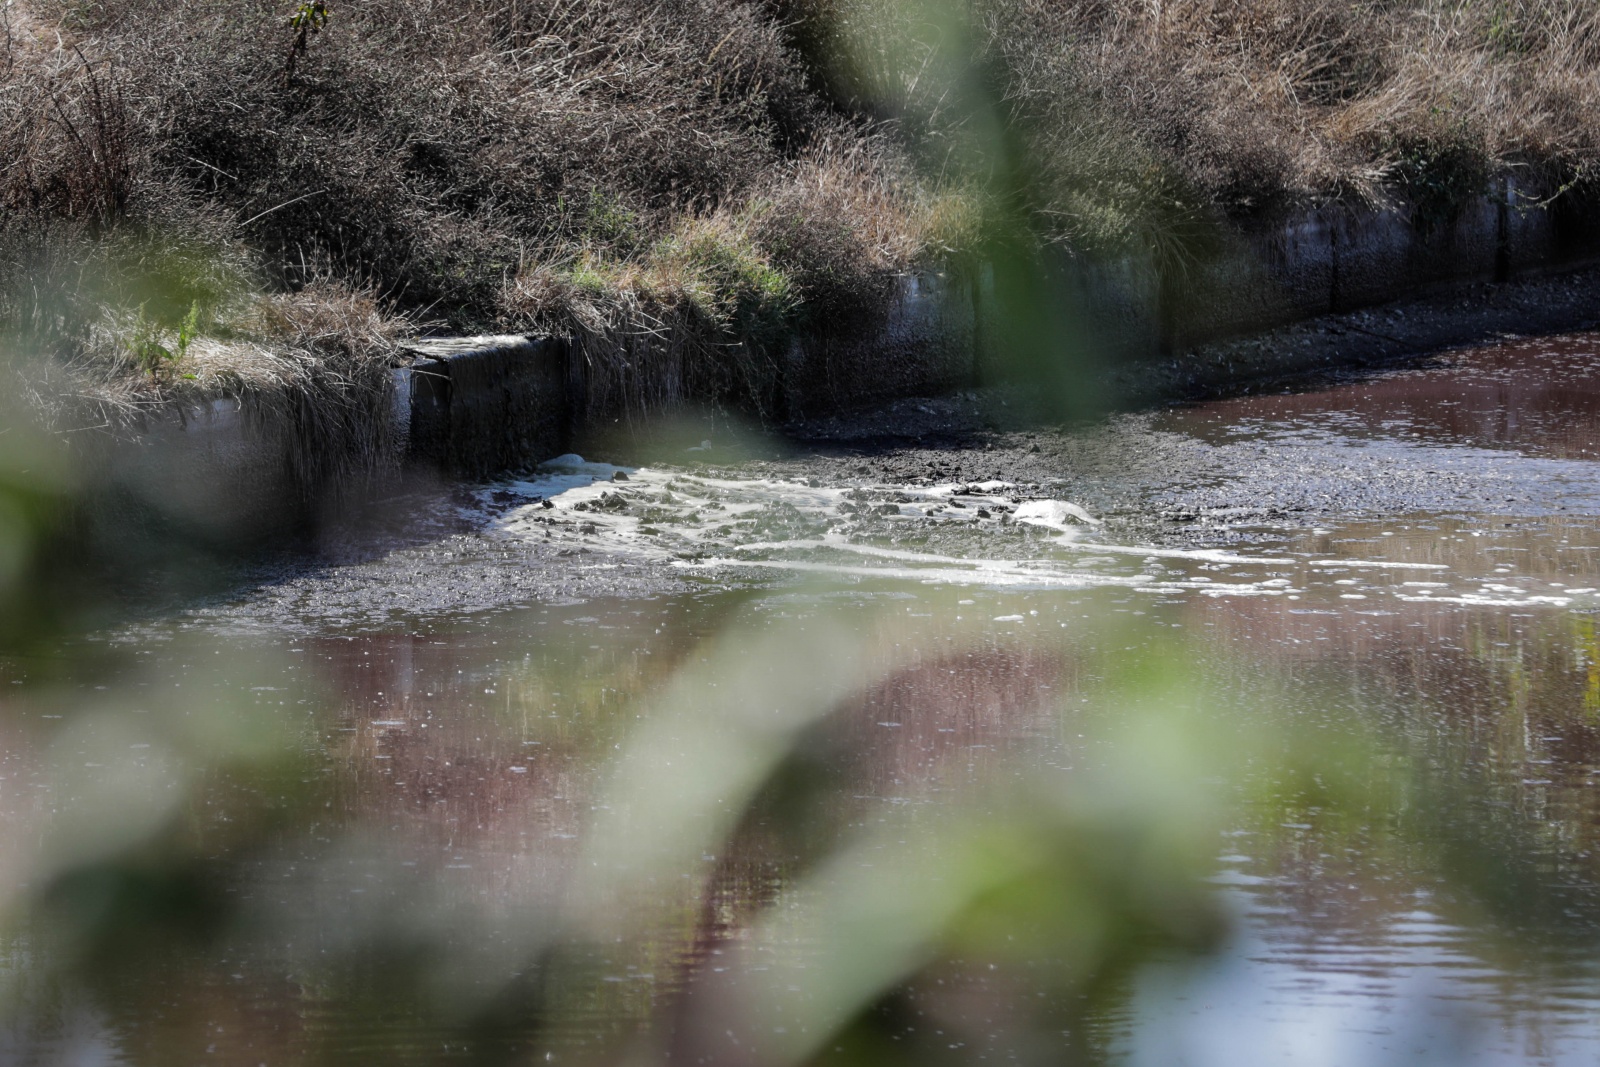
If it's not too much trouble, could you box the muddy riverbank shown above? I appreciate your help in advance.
[174,324,1600,635]
[83,227,1600,567]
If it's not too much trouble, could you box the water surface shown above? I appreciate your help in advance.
[6,334,1600,1065]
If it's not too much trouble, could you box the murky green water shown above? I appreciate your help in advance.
[6,334,1600,1065]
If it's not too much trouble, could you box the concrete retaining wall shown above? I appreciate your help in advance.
[399,335,567,478]
[97,397,310,547]
[117,182,1600,543]
[1033,179,1600,370]
[1149,178,1598,353]
[780,273,976,421]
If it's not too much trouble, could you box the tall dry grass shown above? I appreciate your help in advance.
[1107,0,1600,204]
[781,0,1600,257]
[2,0,933,428]
[5,0,1600,428]
[1001,0,1600,219]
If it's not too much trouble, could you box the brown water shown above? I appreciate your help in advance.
[7,334,1600,1065]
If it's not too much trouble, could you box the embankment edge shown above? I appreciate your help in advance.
[110,182,1600,544]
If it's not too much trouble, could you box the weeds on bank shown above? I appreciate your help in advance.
[125,299,199,379]
[497,136,942,418]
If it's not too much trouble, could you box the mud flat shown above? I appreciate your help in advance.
[167,326,1600,635]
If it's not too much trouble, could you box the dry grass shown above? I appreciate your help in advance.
[1021,0,1600,216]
[19,282,404,500]
[1,0,931,434]
[784,0,1600,256]
[6,0,1600,434]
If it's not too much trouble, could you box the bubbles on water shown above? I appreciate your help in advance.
[466,458,1598,612]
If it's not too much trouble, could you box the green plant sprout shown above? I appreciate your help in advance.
[283,1,331,82]
[128,300,200,379]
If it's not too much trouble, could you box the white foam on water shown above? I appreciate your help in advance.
[1013,499,1103,528]
[1049,542,1292,566]
[472,459,1579,608]
[1397,594,1574,607]
[1308,559,1449,570]
[682,557,1143,590]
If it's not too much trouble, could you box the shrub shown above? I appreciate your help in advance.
[747,134,922,330]
[9,0,1600,408]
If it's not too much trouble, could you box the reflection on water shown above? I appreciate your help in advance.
[6,335,1600,1063]
[1164,333,1600,461]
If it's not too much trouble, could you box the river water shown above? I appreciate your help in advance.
[5,333,1600,1065]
